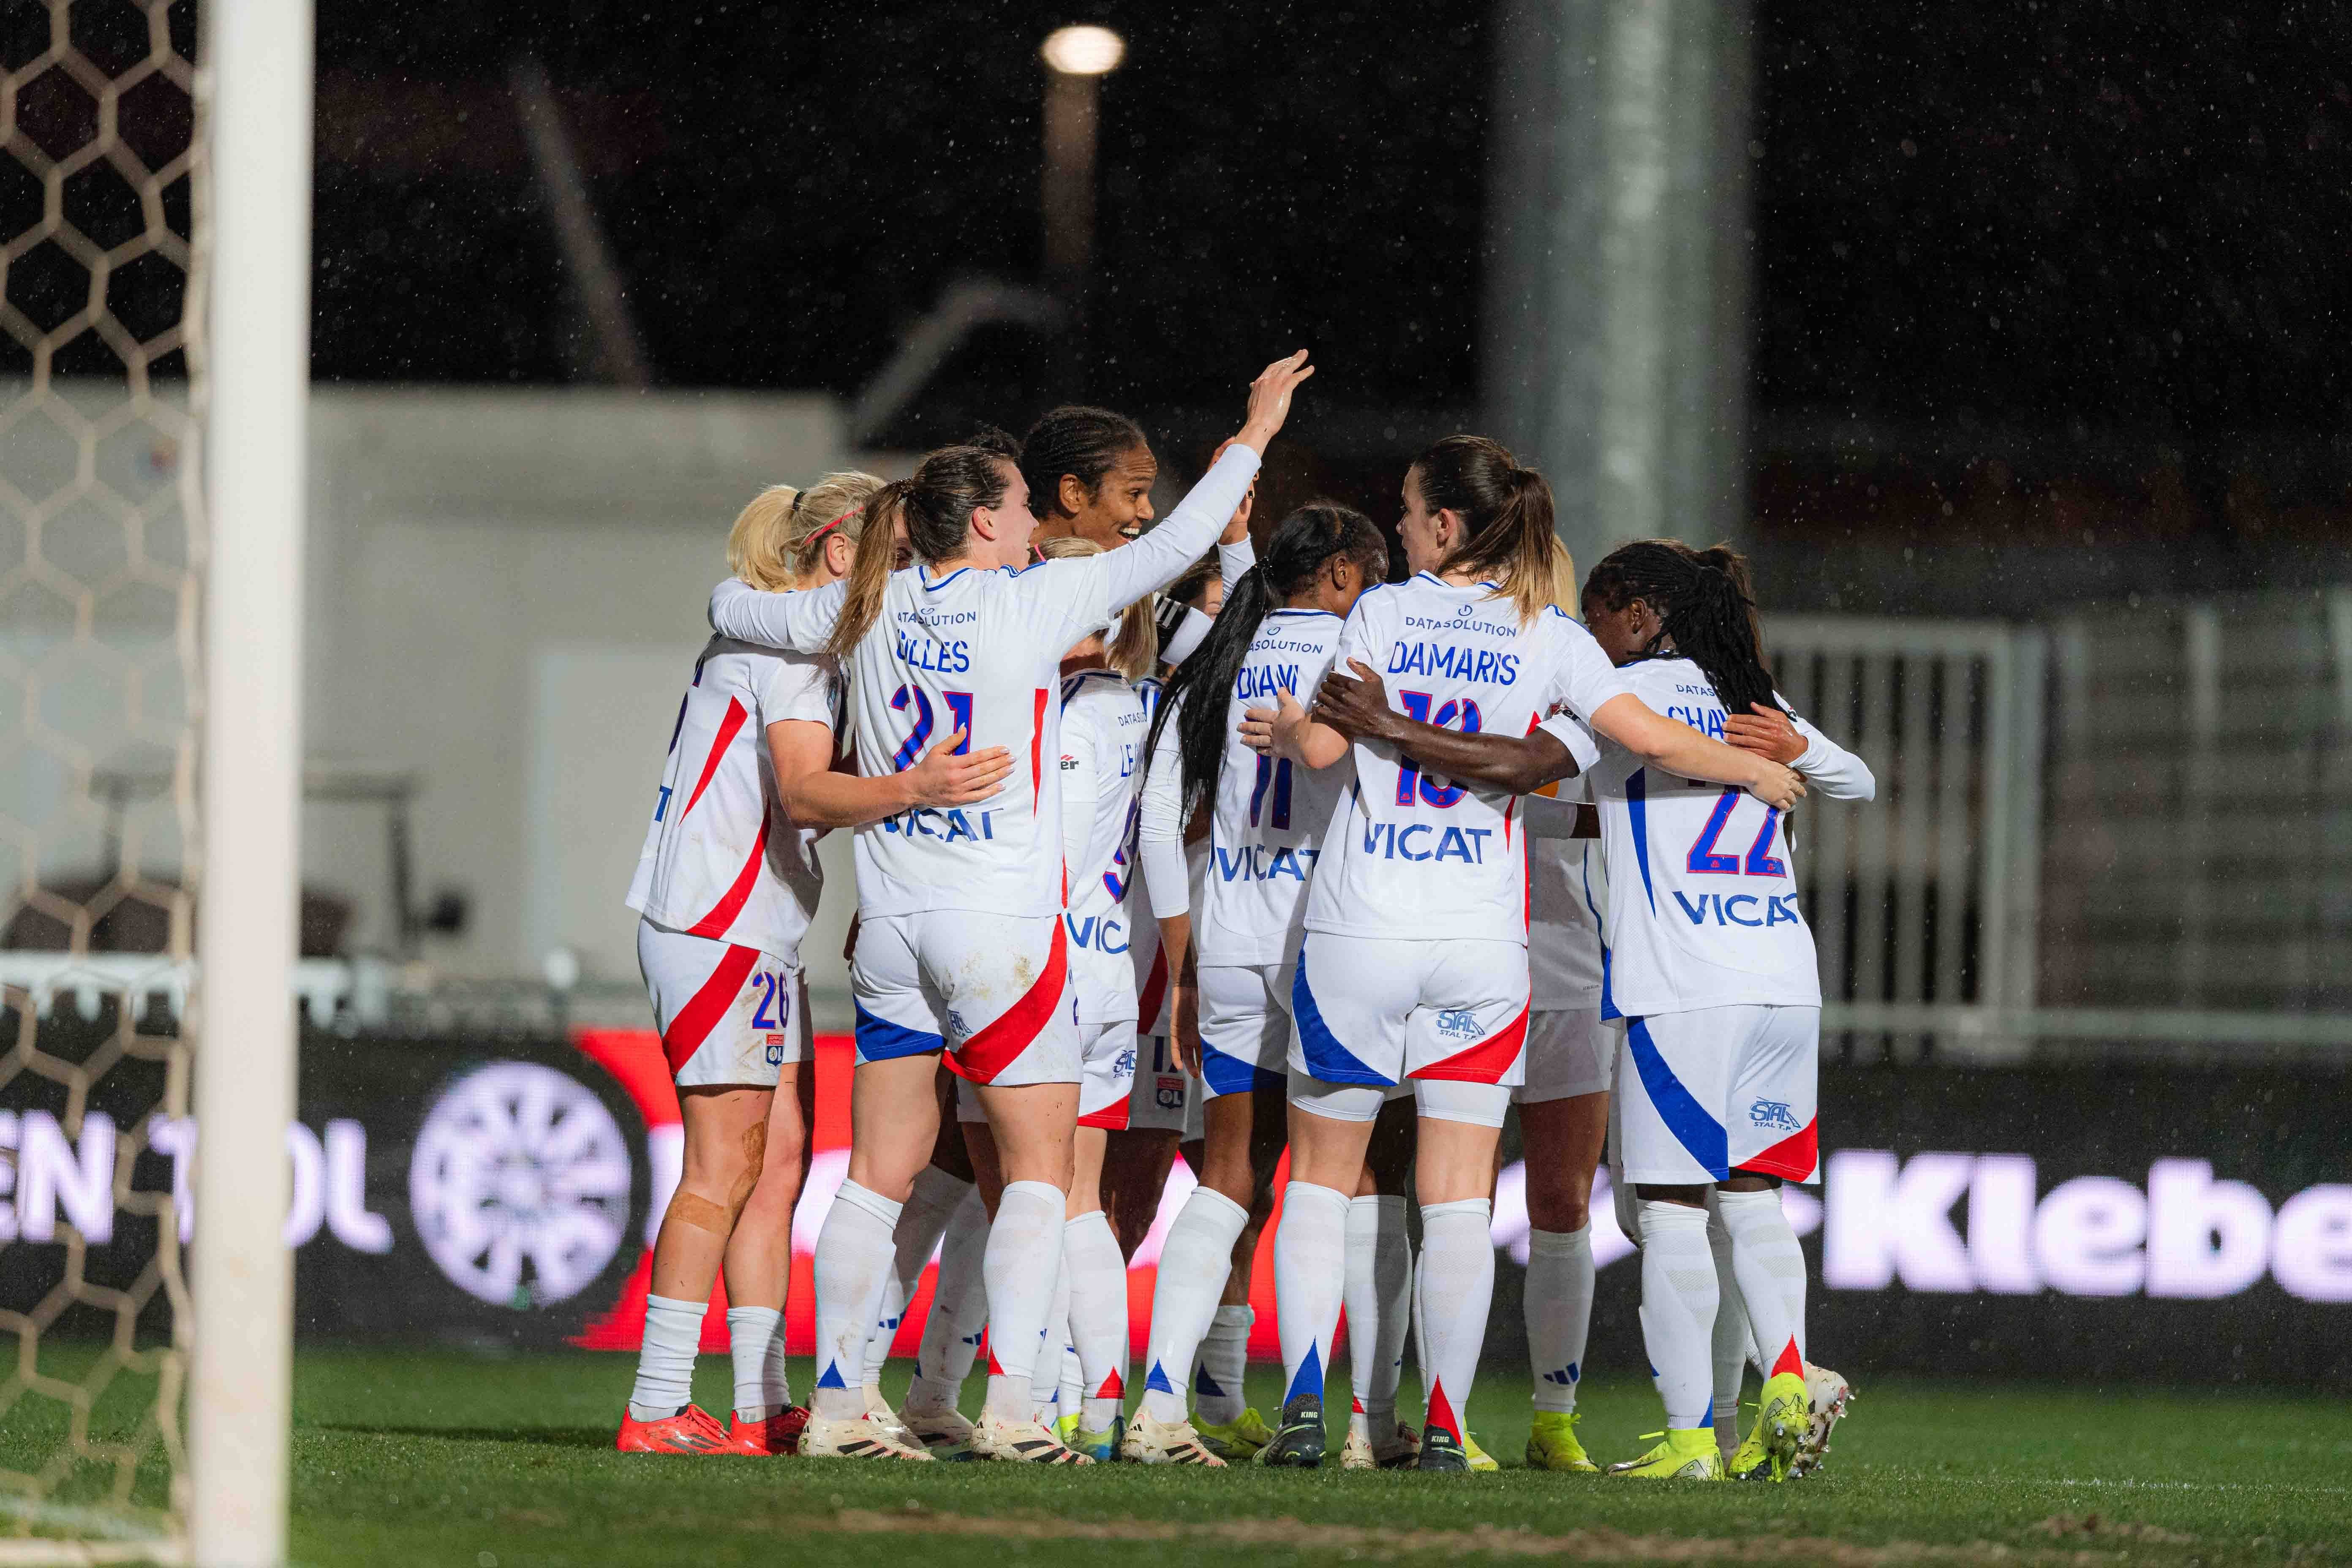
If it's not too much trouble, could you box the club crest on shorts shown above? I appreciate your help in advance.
[1748,1097,1800,1132]
[945,1008,970,1041]
[1155,1075,1185,1110]
[764,1038,786,1066]
[1435,1007,1482,1040]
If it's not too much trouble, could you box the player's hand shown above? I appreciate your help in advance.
[1241,688,1311,759]
[1211,438,1257,543]
[1236,350,1315,454]
[1173,983,1203,1076]
[1747,758,1807,811]
[843,913,860,965]
[1723,703,1806,765]
[904,727,1014,807]
[1311,659,1396,742]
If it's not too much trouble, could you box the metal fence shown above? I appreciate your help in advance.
[1771,589,2352,1062]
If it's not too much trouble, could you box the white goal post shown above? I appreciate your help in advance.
[187,0,311,1564]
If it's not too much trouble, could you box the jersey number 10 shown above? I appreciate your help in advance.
[1394,692,1481,808]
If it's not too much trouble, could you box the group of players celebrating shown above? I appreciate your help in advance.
[616,351,1872,1480]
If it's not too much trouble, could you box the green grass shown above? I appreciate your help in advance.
[6,1346,2350,1565]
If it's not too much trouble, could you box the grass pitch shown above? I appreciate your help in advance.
[7,1347,2350,1565]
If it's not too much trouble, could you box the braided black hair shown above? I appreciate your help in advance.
[1584,539,1780,719]
[1020,405,1149,519]
[1148,501,1388,812]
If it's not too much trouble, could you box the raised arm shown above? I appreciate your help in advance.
[1137,703,1191,926]
[709,577,848,653]
[769,719,1013,830]
[1096,351,1314,613]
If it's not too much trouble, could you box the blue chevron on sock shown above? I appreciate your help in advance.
[1145,1359,1177,1396]
[1284,1341,1323,1405]
[815,1360,848,1391]
[1193,1364,1225,1397]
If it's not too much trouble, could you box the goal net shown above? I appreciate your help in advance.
[1,1,205,1554]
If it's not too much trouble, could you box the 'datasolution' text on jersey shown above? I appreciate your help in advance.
[705,443,1262,923]
[1303,575,1632,946]
[1199,607,1355,967]
[626,638,835,963]
[1583,656,1873,1018]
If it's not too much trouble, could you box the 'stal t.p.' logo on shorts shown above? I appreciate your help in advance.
[1749,1097,1801,1132]
[1435,1008,1481,1040]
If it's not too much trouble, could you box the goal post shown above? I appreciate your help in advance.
[188,0,313,1564]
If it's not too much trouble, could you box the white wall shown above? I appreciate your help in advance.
[300,387,858,998]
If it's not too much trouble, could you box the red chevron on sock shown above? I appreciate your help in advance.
[1094,1369,1124,1399]
[1351,1395,1365,1414]
[1770,1337,1804,1379]
[1424,1378,1461,1443]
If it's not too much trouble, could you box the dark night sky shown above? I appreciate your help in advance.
[8,2,2352,446]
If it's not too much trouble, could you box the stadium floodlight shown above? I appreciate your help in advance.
[1040,24,1126,77]
[190,0,315,1562]
[1040,25,1125,306]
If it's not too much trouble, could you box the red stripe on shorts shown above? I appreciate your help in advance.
[949,918,1069,1085]
[1078,1097,1132,1131]
[682,697,749,818]
[1742,1116,1819,1182]
[1409,998,1530,1083]
[686,815,770,939]
[662,942,761,1073]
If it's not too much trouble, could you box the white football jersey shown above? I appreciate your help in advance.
[1525,779,1605,1009]
[705,446,1260,921]
[1302,575,1632,946]
[1059,668,1147,1023]
[626,638,834,963]
[1584,656,1824,1016]
[1199,609,1356,967]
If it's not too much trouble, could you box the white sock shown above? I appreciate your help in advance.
[1061,1337,1085,1428]
[626,1293,703,1421]
[1345,1195,1409,1436]
[904,1186,990,1415]
[1034,1269,1072,1423]
[1636,1199,1719,1432]
[1707,1206,1750,1456]
[726,1304,789,1421]
[1136,1186,1247,1424]
[1525,1225,1594,1414]
[982,1179,1066,1421]
[1415,1198,1494,1446]
[1064,1209,1129,1430]
[1717,1186,1808,1383]
[811,1179,902,1420]
[1272,1181,1351,1412]
[867,1165,973,1391]
[1198,1304,1252,1427]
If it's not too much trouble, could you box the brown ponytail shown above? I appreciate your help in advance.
[1413,435,1560,627]
[826,480,907,660]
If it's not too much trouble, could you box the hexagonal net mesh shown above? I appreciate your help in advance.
[0,0,203,1547]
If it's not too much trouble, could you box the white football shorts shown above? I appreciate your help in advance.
[1078,1017,1141,1129]
[1288,933,1530,1088]
[1614,1004,1821,1186]
[1195,961,1292,1101]
[851,909,1080,1089]
[636,916,807,1088]
[1125,1033,1191,1132]
[1514,1004,1614,1105]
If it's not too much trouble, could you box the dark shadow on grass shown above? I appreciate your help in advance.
[313,1424,614,1449]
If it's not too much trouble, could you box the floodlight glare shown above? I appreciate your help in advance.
[1041,24,1125,77]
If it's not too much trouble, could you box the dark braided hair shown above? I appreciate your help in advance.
[1149,501,1388,813]
[1583,539,1781,718]
[1020,405,1149,519]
